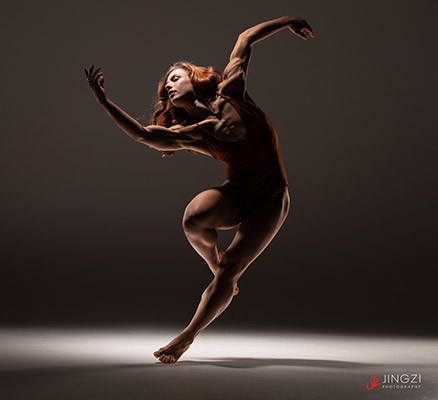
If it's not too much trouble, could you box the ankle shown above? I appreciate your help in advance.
[180,330,196,343]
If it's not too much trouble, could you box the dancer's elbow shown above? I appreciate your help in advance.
[135,131,183,152]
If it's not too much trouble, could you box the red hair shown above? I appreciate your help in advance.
[152,62,223,127]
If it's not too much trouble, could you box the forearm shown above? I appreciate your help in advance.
[100,98,145,141]
[240,16,291,46]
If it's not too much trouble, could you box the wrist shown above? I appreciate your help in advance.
[283,16,293,25]
[99,97,109,106]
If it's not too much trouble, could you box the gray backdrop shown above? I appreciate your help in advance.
[1,0,437,334]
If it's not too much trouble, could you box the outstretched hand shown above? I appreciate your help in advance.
[288,17,315,40]
[84,64,107,104]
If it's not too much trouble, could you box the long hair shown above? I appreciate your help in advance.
[152,61,223,127]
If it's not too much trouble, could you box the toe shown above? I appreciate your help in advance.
[153,349,163,358]
[165,355,175,363]
[160,354,171,363]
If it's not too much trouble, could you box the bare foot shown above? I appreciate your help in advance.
[153,333,194,363]
[215,251,239,296]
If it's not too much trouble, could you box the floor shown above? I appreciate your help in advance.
[0,326,437,400]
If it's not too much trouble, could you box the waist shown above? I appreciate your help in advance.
[225,159,288,187]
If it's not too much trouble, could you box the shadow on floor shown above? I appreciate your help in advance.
[4,356,432,380]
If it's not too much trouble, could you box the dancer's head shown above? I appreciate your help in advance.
[152,62,223,126]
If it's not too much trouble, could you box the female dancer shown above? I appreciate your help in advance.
[85,16,314,363]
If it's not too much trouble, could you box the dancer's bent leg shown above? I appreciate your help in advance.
[183,185,243,278]
[183,186,242,267]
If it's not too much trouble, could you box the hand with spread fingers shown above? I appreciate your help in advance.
[84,64,107,104]
[287,17,315,40]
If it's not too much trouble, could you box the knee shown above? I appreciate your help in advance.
[182,212,203,233]
[183,208,215,232]
[216,256,246,282]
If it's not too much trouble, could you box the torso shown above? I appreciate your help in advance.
[194,91,289,216]
[202,92,247,142]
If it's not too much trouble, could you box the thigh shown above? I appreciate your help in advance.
[183,182,245,230]
[223,188,290,277]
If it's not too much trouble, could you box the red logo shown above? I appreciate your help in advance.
[366,373,380,390]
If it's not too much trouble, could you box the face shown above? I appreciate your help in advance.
[164,68,195,106]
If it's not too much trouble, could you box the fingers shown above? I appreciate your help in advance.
[303,27,315,39]
[84,64,107,103]
[84,65,104,86]
[90,67,102,82]
[290,17,315,40]
[298,27,315,40]
[84,64,99,79]
[84,64,95,79]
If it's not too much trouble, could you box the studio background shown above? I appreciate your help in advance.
[1,0,436,335]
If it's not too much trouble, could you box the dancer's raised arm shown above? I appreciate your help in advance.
[220,16,314,97]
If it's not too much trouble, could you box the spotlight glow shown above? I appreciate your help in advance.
[1,327,437,400]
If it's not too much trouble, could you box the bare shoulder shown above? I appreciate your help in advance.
[218,57,247,99]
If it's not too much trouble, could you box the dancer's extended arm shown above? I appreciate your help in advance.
[220,16,314,96]
[99,98,207,152]
[84,65,211,154]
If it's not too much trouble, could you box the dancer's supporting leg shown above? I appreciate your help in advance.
[154,188,290,363]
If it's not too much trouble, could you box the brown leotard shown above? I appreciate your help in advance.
[197,91,288,216]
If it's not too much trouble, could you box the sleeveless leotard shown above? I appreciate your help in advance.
[197,92,288,216]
